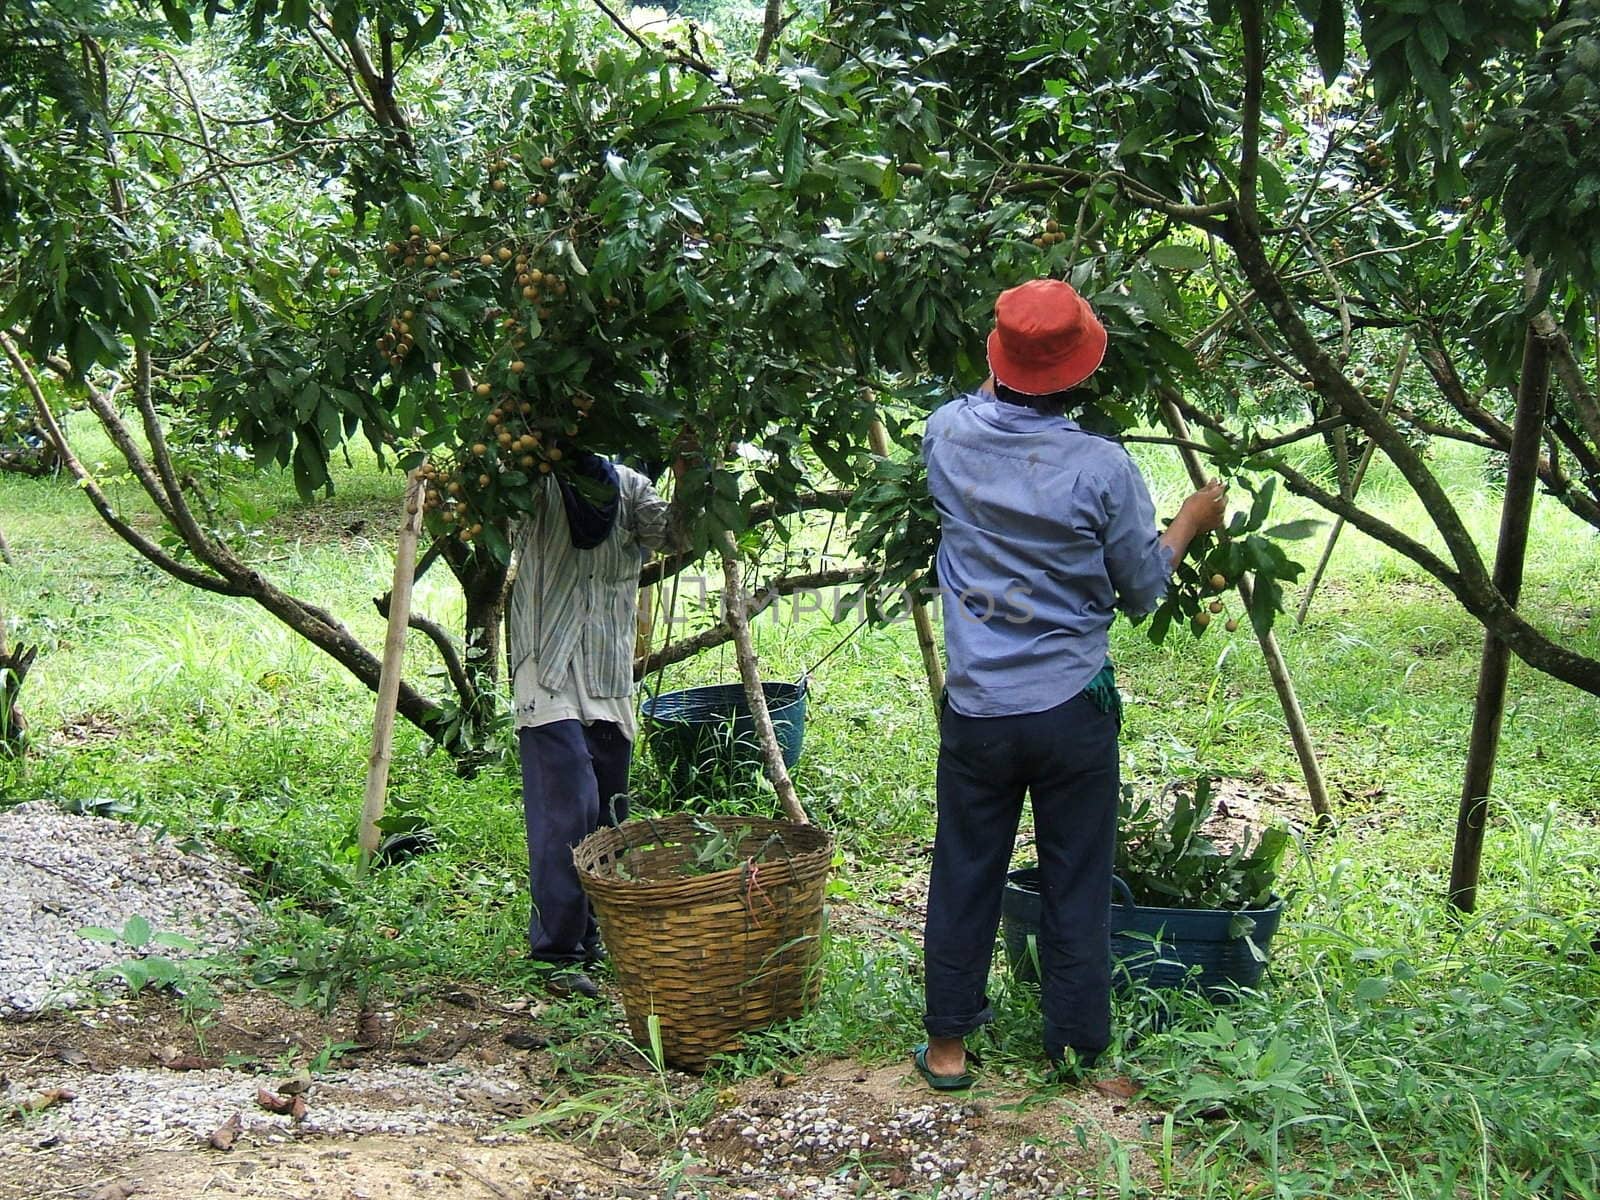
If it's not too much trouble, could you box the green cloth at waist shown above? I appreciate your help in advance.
[1083,660,1122,726]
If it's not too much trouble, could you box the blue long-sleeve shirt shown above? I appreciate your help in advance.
[924,392,1173,718]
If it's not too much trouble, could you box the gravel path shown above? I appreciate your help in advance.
[0,802,256,1016]
[0,1061,525,1157]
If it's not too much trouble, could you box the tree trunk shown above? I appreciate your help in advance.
[1158,390,1332,823]
[0,524,11,566]
[717,530,807,824]
[0,618,36,759]
[1449,318,1553,912]
[456,553,506,691]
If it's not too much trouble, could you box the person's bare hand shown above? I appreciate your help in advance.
[1178,479,1229,535]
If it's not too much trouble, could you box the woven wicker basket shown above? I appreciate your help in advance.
[573,814,832,1071]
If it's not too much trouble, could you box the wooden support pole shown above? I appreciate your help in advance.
[867,418,945,709]
[1449,318,1553,912]
[635,583,657,665]
[0,609,36,759]
[1157,391,1332,822]
[357,466,427,875]
[717,529,808,825]
[1296,337,1412,625]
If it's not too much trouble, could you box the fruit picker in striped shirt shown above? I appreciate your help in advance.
[506,447,683,999]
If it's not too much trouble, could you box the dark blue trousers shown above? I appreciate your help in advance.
[519,720,632,963]
[923,690,1120,1061]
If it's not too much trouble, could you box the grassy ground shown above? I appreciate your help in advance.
[2,428,1598,1197]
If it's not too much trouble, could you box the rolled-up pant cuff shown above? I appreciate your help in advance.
[923,1000,996,1041]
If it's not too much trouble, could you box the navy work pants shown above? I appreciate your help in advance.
[518,720,632,963]
[922,690,1120,1061]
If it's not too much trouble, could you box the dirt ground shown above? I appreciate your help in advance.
[2,973,1159,1200]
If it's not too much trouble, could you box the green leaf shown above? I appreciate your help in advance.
[482,523,511,564]
[1416,16,1449,65]
[1354,976,1392,1002]
[1261,518,1323,540]
[1146,243,1209,271]
[1312,0,1346,84]
[150,931,200,951]
[122,914,152,949]
[777,105,804,191]
[1404,35,1451,118]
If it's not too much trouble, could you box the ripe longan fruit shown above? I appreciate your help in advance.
[539,155,556,169]
[1225,618,1240,632]
[1194,610,1213,629]
[471,442,488,456]
[1210,573,1227,590]
[497,247,513,261]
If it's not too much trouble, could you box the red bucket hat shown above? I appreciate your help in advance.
[986,279,1107,395]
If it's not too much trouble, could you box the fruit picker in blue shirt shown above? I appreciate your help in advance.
[913,278,1229,1089]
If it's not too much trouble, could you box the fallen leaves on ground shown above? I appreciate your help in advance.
[256,1087,294,1115]
[207,1113,242,1151]
[1091,1076,1140,1101]
[3,1086,75,1119]
[91,1180,142,1200]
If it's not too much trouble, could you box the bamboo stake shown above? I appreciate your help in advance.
[357,466,427,875]
[717,529,807,825]
[867,418,945,708]
[635,582,657,664]
[1295,337,1412,625]
[1157,392,1332,822]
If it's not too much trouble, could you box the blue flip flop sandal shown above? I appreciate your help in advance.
[913,1043,975,1091]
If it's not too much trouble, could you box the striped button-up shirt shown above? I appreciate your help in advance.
[507,466,674,700]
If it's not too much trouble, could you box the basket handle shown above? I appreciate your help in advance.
[1111,875,1137,909]
[604,811,673,874]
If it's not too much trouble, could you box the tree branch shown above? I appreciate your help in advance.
[1222,213,1492,591]
[754,0,784,64]
[0,333,244,596]
[1237,0,1264,221]
[374,593,477,712]
[636,566,870,678]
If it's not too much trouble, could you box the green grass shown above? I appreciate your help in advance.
[2,431,1598,1197]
